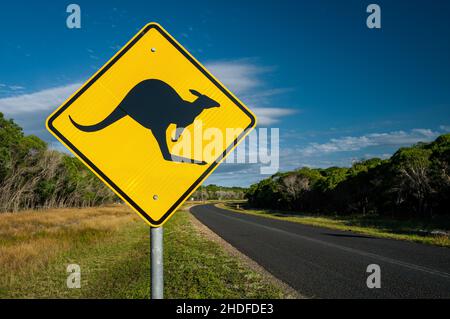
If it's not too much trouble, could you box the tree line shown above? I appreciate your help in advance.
[0,113,115,212]
[192,184,245,201]
[246,134,450,218]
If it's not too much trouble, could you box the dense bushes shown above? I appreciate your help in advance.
[246,134,450,218]
[0,113,115,212]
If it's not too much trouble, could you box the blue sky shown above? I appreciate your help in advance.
[1,0,449,186]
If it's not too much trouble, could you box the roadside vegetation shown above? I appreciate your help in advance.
[246,134,450,220]
[238,134,450,247]
[218,202,450,247]
[0,204,286,298]
[192,184,246,201]
[0,113,115,212]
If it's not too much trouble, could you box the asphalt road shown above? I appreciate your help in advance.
[190,204,450,298]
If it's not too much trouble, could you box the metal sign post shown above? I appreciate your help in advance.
[151,226,163,299]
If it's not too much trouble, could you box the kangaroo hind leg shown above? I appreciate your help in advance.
[171,126,185,142]
[152,127,206,165]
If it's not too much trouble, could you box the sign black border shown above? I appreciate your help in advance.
[47,23,256,226]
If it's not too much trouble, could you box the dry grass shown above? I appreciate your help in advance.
[0,204,286,298]
[0,205,137,289]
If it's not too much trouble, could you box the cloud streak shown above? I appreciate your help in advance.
[205,59,270,95]
[252,107,297,125]
[300,128,442,156]
[205,59,296,126]
[0,83,81,115]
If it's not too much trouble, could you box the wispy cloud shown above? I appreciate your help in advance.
[8,85,25,90]
[205,59,296,126]
[300,128,442,156]
[0,83,25,90]
[0,83,26,96]
[206,59,271,95]
[251,107,297,125]
[0,83,81,115]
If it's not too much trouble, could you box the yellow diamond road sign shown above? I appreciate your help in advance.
[46,23,257,226]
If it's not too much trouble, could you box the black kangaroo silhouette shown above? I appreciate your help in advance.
[69,79,220,165]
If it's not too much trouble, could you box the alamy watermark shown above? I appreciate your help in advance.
[366,4,381,29]
[66,4,81,29]
[66,264,81,288]
[166,121,279,175]
[366,264,381,288]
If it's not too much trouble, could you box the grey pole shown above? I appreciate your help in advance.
[151,226,163,299]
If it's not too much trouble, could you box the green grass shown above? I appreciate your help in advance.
[217,203,450,247]
[0,206,286,298]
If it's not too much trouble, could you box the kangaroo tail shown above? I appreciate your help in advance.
[69,107,126,132]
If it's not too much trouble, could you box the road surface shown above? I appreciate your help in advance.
[190,204,450,298]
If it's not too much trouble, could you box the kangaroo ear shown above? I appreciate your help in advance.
[189,89,202,97]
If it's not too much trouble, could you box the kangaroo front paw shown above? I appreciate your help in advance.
[167,154,207,165]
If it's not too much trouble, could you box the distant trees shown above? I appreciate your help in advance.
[192,184,245,201]
[390,147,433,216]
[2,110,449,218]
[246,134,450,218]
[0,113,115,212]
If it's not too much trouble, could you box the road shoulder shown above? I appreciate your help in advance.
[188,205,303,299]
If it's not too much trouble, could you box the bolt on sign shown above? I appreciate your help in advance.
[46,23,257,226]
